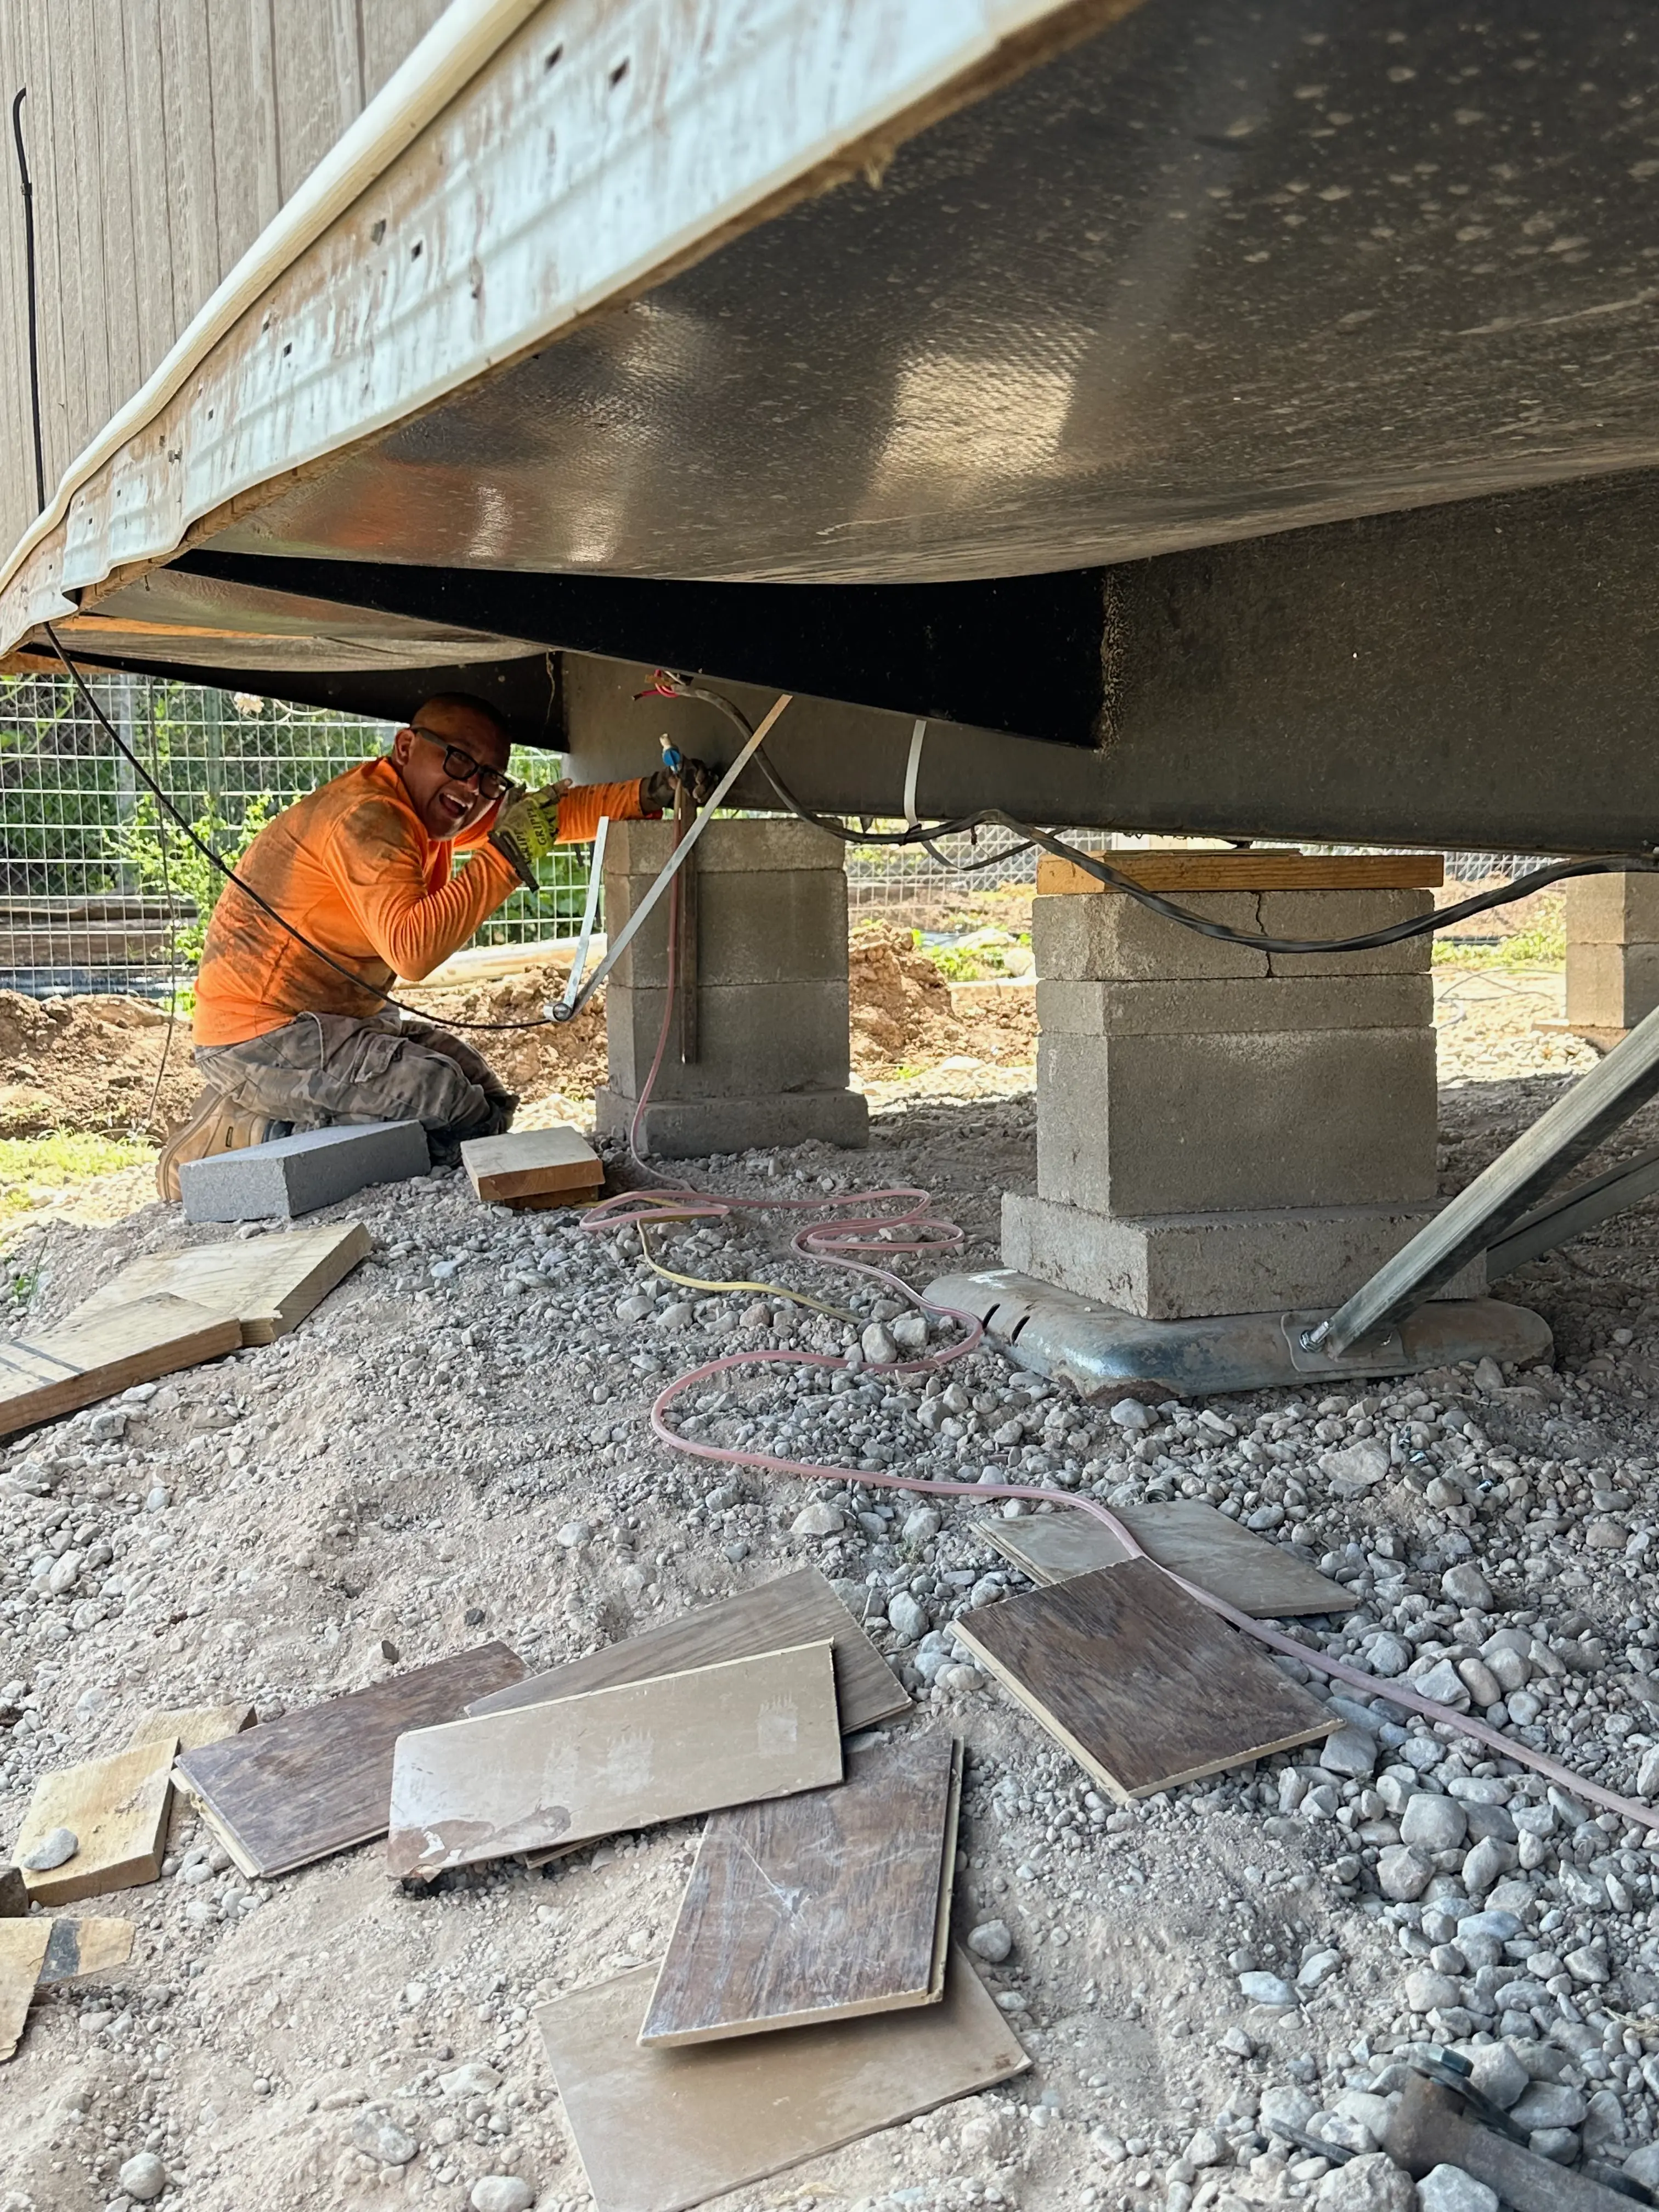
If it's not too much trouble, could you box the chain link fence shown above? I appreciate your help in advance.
[0,674,590,998]
[0,670,1556,999]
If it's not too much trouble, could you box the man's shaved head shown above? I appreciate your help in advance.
[413,692,510,746]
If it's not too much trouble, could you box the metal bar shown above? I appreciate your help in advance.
[1486,1144,1659,1280]
[555,812,608,1015]
[1315,997,1659,1355]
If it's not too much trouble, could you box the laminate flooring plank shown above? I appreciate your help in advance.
[462,1126,603,1207]
[38,1916,134,1985]
[388,1641,843,1882]
[954,1562,1336,1804]
[172,1644,525,1879]
[537,1949,1028,2212]
[70,1220,371,1345]
[0,1296,242,1437]
[466,1568,908,1733]
[641,1731,960,2047]
[981,1504,1357,1619]
[0,1920,53,2061]
[14,1738,177,1905]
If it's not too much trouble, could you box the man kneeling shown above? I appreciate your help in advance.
[159,693,690,1197]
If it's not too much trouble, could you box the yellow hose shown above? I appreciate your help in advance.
[636,1223,859,1324]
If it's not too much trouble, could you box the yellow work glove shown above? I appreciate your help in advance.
[489,781,566,888]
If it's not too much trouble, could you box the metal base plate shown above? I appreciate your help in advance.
[926,1271,1554,1401]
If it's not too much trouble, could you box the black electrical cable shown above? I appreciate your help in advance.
[10,87,46,515]
[655,672,1659,953]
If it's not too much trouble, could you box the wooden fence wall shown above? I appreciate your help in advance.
[0,0,450,569]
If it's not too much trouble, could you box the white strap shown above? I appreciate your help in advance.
[558,813,609,1012]
[902,717,927,827]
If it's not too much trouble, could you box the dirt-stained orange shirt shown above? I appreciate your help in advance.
[192,757,646,1047]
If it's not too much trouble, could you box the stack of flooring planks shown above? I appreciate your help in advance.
[0,1218,370,1437]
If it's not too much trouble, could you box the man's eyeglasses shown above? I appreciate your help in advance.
[408,724,511,802]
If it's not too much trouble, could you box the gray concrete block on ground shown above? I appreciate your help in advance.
[1258,889,1433,976]
[1565,941,1659,1030]
[1035,973,1432,1037]
[1032,891,1269,984]
[1003,1190,1486,1321]
[178,1119,429,1223]
[605,981,851,1099]
[603,816,845,875]
[603,866,848,991]
[595,1087,868,1158]
[1566,871,1659,945]
[1034,1028,1438,1216]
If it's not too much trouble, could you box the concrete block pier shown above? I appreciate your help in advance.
[1566,872,1659,1035]
[1003,854,1483,1320]
[595,817,868,1158]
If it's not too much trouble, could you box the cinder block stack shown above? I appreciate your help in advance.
[595,817,868,1157]
[1565,873,1659,1033]
[1003,876,1482,1319]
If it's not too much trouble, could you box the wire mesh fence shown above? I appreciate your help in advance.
[0,670,1560,1000]
[0,674,591,997]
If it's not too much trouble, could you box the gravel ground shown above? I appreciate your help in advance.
[7,1042,1659,2212]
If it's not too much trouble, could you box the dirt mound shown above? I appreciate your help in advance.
[404,968,608,1100]
[0,992,201,1138]
[849,924,969,1073]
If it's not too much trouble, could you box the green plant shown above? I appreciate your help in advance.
[115,789,275,968]
[0,1130,153,1215]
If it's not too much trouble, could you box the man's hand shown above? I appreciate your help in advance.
[490,782,565,888]
[641,757,716,813]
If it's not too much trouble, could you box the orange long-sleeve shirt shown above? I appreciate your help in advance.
[192,756,646,1047]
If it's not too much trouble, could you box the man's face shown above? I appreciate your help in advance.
[391,704,512,840]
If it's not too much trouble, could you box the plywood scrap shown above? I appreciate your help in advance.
[461,1125,603,1209]
[37,1915,134,1985]
[0,1296,241,1439]
[69,1218,371,1345]
[981,1502,1357,1619]
[0,1919,53,2060]
[466,1566,907,1733]
[537,1949,1027,2212]
[640,1731,961,2048]
[129,1703,255,1754]
[14,1737,177,1906]
[954,1562,1335,1804]
[172,1643,525,1880]
[388,1641,843,1882]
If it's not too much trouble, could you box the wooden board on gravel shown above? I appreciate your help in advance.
[980,1503,1357,1618]
[0,1920,53,2061]
[67,1220,371,1345]
[387,1641,843,1882]
[172,1643,526,1880]
[14,1737,177,1905]
[641,1731,961,2048]
[461,1125,603,1208]
[0,1296,242,1437]
[37,1916,134,1985]
[537,1948,1027,2212]
[954,1562,1336,1803]
[129,1703,255,1753]
[1036,850,1444,894]
[465,1567,908,1733]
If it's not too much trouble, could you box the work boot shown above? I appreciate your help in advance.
[155,1087,275,1202]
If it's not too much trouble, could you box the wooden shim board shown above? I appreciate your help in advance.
[1036,850,1444,895]
[0,1920,52,2061]
[68,1220,371,1345]
[172,1643,526,1880]
[37,1916,134,1985]
[953,1562,1336,1804]
[0,1296,242,1438]
[388,1641,843,1882]
[461,1125,603,1206]
[129,1703,255,1754]
[15,1737,177,1906]
[640,1731,961,2048]
[466,1567,909,1733]
[539,1949,1025,2212]
[980,1503,1357,1620]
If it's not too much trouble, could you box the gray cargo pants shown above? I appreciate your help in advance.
[194,1012,517,1166]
